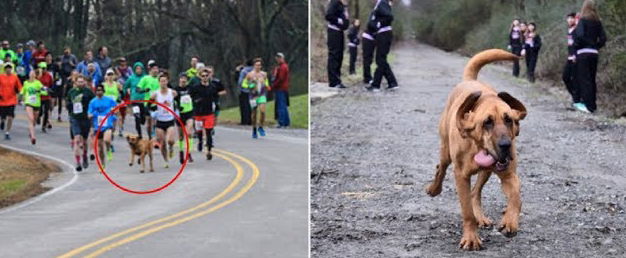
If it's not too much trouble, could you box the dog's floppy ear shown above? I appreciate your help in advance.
[498,92,527,120]
[456,91,481,138]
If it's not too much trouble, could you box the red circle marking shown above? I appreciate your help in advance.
[93,99,190,194]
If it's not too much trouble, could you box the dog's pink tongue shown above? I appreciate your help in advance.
[474,150,495,167]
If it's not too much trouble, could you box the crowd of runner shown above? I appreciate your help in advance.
[0,41,290,171]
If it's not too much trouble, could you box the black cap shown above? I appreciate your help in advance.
[179,72,188,78]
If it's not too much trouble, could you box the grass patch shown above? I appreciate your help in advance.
[217,94,309,129]
[0,147,59,208]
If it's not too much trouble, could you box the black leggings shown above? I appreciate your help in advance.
[576,53,599,112]
[525,50,539,82]
[372,30,397,88]
[562,60,579,103]
[511,45,522,77]
[132,103,146,137]
[39,99,51,126]
[197,128,214,150]
[362,37,376,83]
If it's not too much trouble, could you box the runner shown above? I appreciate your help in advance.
[66,75,95,171]
[347,19,360,75]
[563,12,579,108]
[0,41,18,65]
[94,46,112,78]
[32,41,48,66]
[174,73,195,163]
[88,85,117,167]
[190,68,220,160]
[137,62,161,140]
[186,56,199,79]
[103,69,123,134]
[0,63,23,140]
[123,62,147,138]
[573,0,606,113]
[76,50,102,78]
[368,0,398,92]
[15,43,27,82]
[19,70,48,145]
[35,62,53,132]
[60,47,77,121]
[242,58,270,139]
[150,72,177,167]
[49,56,64,123]
[508,18,523,77]
[237,59,253,125]
[114,58,132,137]
[325,0,350,88]
[521,22,542,83]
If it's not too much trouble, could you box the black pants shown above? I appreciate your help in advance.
[327,28,344,87]
[348,46,357,74]
[39,99,51,126]
[362,37,376,83]
[372,31,397,88]
[239,92,251,125]
[562,60,579,103]
[526,50,539,82]
[511,46,522,77]
[576,53,599,112]
[132,103,146,137]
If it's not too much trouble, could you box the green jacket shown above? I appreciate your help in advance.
[123,62,146,101]
[137,75,160,101]
[0,49,18,64]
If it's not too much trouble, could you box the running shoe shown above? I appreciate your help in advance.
[366,86,381,92]
[57,117,62,122]
[4,133,10,140]
[258,127,266,137]
[387,85,399,91]
[575,103,591,113]
[47,123,52,129]
[188,154,194,163]
[76,164,82,172]
[107,150,113,161]
[111,145,115,153]
[90,154,96,161]
[252,129,258,139]
[179,151,184,164]
[31,138,36,145]
[206,151,212,160]
[164,162,169,168]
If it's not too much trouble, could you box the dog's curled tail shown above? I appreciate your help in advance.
[463,49,519,81]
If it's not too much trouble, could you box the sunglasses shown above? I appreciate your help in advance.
[200,74,210,78]
[107,73,114,76]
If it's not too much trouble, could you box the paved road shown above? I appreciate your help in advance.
[0,109,308,257]
[311,42,626,257]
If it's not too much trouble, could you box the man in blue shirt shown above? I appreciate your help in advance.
[88,85,118,167]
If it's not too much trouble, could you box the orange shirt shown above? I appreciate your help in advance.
[0,74,23,106]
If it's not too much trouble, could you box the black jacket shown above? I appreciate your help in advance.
[348,26,360,46]
[509,27,523,47]
[574,18,607,51]
[325,0,349,31]
[567,27,576,57]
[524,33,542,54]
[372,0,393,30]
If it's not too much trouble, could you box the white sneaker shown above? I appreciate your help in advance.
[575,103,591,113]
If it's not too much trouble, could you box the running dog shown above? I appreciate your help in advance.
[126,135,154,173]
[425,49,527,250]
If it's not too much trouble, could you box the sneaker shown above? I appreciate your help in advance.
[90,154,96,161]
[252,129,258,139]
[47,123,52,129]
[111,145,115,153]
[206,151,213,160]
[107,150,113,161]
[164,162,169,168]
[57,117,62,122]
[188,153,194,163]
[82,156,89,169]
[387,85,399,90]
[197,140,203,152]
[179,151,184,164]
[258,127,266,137]
[366,86,380,92]
[31,138,36,145]
[4,133,10,140]
[575,103,591,113]
[42,127,47,133]
[76,165,82,172]
[330,84,347,89]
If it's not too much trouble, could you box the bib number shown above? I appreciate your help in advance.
[132,106,140,114]
[181,95,192,105]
[249,99,257,109]
[195,120,204,130]
[73,102,83,114]
[28,95,37,104]
[97,115,106,127]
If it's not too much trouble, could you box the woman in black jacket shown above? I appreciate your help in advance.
[522,22,541,83]
[347,19,360,75]
[368,0,398,91]
[573,0,606,113]
[508,18,523,77]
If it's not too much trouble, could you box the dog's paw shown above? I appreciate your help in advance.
[498,213,519,238]
[150,169,154,172]
[425,183,442,197]
[140,170,144,173]
[476,215,493,228]
[129,163,133,167]
[459,231,482,251]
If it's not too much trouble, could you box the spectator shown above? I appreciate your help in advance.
[61,47,78,85]
[508,18,523,77]
[238,59,253,125]
[522,22,541,83]
[347,19,360,75]
[272,53,290,128]
[76,50,102,77]
[22,40,36,77]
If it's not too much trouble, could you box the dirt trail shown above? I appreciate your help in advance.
[311,42,626,257]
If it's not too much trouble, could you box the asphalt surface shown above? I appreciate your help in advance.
[311,42,626,257]
[0,108,308,257]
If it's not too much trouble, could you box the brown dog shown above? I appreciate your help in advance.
[126,135,154,173]
[426,49,527,250]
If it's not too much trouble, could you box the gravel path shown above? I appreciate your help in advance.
[311,42,626,258]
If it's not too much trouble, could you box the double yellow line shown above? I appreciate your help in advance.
[58,149,260,257]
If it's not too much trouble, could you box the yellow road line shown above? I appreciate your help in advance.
[83,149,260,257]
[57,152,244,258]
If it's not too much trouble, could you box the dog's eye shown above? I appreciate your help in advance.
[483,118,494,128]
[504,116,513,125]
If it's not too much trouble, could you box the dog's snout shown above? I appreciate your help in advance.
[498,138,512,150]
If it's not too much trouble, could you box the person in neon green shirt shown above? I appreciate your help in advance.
[242,58,271,139]
[20,70,48,145]
[186,56,199,79]
[103,68,122,138]
[137,62,160,139]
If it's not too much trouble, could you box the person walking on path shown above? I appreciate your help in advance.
[325,0,350,88]
[573,0,606,114]
[368,0,398,92]
[238,59,253,125]
[508,18,523,77]
[362,0,378,84]
[0,63,22,140]
[347,19,360,75]
[522,22,542,83]
[272,53,290,128]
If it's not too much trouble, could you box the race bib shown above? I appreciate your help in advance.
[249,99,257,109]
[132,106,140,114]
[195,120,204,130]
[28,95,37,104]
[55,79,63,86]
[97,115,106,126]
[73,102,83,114]
[181,95,192,105]
[512,31,519,39]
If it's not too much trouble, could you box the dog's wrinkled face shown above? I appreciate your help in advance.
[457,91,527,171]
[126,135,139,147]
